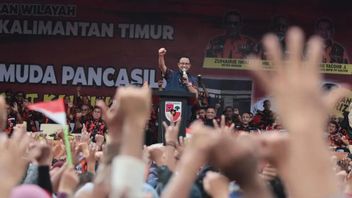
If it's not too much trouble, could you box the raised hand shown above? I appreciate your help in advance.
[30,143,53,166]
[209,133,272,198]
[186,121,219,156]
[158,48,167,56]
[78,142,90,158]
[109,84,152,198]
[114,83,152,158]
[87,143,98,173]
[210,133,258,182]
[158,48,168,74]
[163,121,180,146]
[70,140,80,165]
[87,143,98,161]
[258,132,289,170]
[50,162,68,192]
[52,141,65,160]
[55,128,64,140]
[163,121,181,171]
[95,134,105,149]
[248,28,349,133]
[118,83,152,124]
[80,126,90,143]
[260,164,278,182]
[58,166,79,195]
[148,143,164,166]
[248,27,349,198]
[96,99,123,143]
[0,124,31,197]
[213,115,235,135]
[175,136,186,159]
[162,121,218,198]
[203,171,230,198]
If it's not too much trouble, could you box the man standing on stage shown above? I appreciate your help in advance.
[158,48,198,98]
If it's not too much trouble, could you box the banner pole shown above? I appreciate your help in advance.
[63,125,73,166]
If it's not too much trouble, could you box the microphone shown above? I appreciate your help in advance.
[182,68,187,77]
[181,68,188,85]
[197,74,202,83]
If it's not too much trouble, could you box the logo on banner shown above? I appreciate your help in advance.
[165,101,182,122]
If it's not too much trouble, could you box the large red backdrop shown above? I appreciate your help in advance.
[0,0,350,109]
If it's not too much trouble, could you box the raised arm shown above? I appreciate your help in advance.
[248,27,349,198]
[163,121,181,171]
[162,121,217,198]
[158,48,168,75]
[110,83,152,198]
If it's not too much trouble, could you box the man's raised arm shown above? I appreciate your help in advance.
[158,48,168,75]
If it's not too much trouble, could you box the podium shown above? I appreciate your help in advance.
[153,90,196,143]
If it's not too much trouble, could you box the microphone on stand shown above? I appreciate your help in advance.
[197,74,202,84]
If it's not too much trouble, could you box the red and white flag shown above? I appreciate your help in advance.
[27,98,66,125]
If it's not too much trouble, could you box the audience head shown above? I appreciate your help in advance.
[241,112,251,125]
[206,107,217,120]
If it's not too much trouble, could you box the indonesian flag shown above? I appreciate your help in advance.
[27,98,66,125]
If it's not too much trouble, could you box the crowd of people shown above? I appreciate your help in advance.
[0,27,352,198]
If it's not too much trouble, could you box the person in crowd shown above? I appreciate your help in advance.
[85,106,107,141]
[72,104,92,133]
[196,108,206,121]
[203,106,218,127]
[14,92,26,113]
[235,112,258,132]
[340,102,352,139]
[252,99,275,129]
[223,106,241,127]
[328,120,350,152]
[81,104,92,118]
[5,102,23,135]
[265,115,284,131]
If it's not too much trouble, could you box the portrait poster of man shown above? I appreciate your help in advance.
[205,11,258,59]
[315,17,350,64]
[259,16,289,60]
[203,11,351,73]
